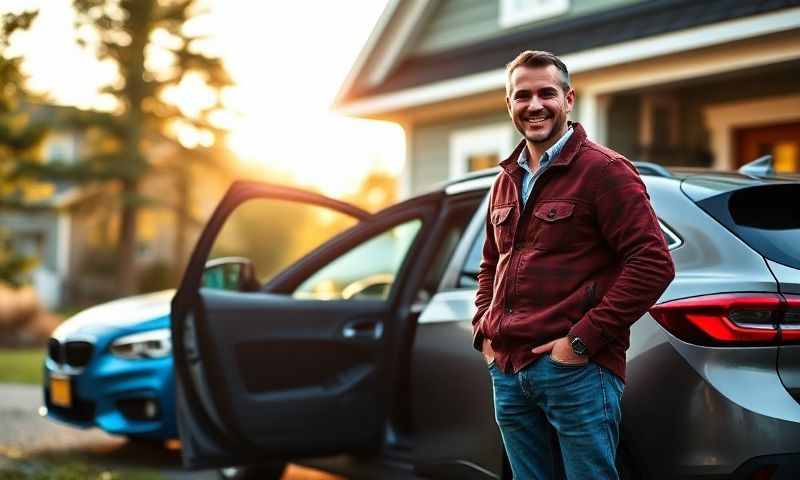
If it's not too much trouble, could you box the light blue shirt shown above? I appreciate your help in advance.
[517,127,574,207]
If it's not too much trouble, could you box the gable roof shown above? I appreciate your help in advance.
[335,0,800,117]
[334,0,434,110]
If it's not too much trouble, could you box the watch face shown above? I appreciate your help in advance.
[571,337,588,355]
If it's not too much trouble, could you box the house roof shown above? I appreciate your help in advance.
[335,0,800,113]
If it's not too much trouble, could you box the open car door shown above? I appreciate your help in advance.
[171,180,436,470]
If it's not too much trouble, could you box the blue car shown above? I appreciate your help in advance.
[42,290,177,442]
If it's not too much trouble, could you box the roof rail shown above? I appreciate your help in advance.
[738,155,774,178]
[632,161,672,178]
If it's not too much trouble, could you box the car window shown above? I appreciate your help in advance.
[293,219,423,300]
[208,198,359,288]
[660,221,682,250]
[459,227,486,289]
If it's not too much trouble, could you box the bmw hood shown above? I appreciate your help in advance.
[51,290,175,340]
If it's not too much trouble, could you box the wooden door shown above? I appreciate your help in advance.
[735,121,800,172]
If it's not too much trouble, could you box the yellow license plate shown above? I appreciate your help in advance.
[50,375,71,408]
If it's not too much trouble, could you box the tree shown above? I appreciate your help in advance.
[76,0,234,293]
[0,228,37,287]
[0,10,46,286]
[14,1,233,294]
[0,10,49,209]
[344,170,398,212]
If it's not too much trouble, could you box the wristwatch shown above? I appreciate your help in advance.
[569,335,588,356]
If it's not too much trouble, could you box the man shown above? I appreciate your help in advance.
[472,50,675,479]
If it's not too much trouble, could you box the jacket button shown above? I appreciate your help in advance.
[547,209,556,218]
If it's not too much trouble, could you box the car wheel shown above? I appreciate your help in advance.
[217,463,286,480]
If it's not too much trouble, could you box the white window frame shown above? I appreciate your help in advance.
[499,0,570,28]
[449,124,515,179]
[44,132,79,164]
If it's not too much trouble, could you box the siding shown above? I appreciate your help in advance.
[413,0,499,55]
[411,111,512,193]
[412,0,643,56]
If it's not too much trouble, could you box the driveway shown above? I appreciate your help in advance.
[0,383,340,479]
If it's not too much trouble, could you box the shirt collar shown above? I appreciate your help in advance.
[516,126,574,173]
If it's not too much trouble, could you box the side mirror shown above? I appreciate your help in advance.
[202,257,260,292]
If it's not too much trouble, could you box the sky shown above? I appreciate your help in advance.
[2,0,404,197]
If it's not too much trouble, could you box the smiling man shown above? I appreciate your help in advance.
[472,51,675,479]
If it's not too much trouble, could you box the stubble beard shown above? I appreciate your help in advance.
[518,116,562,146]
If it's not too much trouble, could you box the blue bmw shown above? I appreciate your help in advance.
[42,290,177,442]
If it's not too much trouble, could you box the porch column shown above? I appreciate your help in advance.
[398,122,413,199]
[576,91,611,145]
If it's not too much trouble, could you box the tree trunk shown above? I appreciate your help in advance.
[114,0,152,296]
[116,178,139,295]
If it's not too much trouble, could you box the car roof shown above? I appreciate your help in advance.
[438,163,798,198]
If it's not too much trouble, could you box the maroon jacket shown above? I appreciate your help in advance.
[473,123,675,381]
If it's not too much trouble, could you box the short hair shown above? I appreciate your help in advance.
[505,50,571,95]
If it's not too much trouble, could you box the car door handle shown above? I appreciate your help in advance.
[342,320,383,340]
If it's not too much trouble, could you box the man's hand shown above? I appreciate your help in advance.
[482,337,495,365]
[532,336,588,365]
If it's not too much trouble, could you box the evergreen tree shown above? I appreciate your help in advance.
[0,10,43,285]
[10,1,233,294]
[0,10,49,208]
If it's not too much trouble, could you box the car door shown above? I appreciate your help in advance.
[171,180,439,470]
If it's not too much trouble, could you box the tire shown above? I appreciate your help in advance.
[217,463,286,480]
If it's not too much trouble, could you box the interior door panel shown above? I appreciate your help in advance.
[191,289,386,451]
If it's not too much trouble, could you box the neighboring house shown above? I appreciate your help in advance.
[0,119,85,309]
[0,105,190,308]
[335,0,800,196]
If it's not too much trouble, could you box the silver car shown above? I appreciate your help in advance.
[170,160,800,479]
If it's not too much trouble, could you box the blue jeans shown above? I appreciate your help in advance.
[488,356,624,480]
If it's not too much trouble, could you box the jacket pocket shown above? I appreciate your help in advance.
[490,204,515,253]
[532,201,575,251]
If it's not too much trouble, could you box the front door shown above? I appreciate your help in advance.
[736,121,800,172]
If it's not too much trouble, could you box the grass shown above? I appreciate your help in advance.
[0,349,45,385]
[0,444,171,480]
[0,453,163,480]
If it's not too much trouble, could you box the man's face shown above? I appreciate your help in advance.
[506,64,575,147]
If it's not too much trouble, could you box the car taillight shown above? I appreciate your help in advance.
[649,293,800,347]
[780,294,800,342]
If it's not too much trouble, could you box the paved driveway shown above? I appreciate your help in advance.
[0,383,341,479]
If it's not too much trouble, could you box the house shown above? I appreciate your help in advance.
[334,0,800,196]
[0,108,85,309]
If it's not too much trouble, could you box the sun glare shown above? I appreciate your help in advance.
[228,115,405,198]
[5,0,403,197]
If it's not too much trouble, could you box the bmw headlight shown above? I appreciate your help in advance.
[110,328,172,359]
